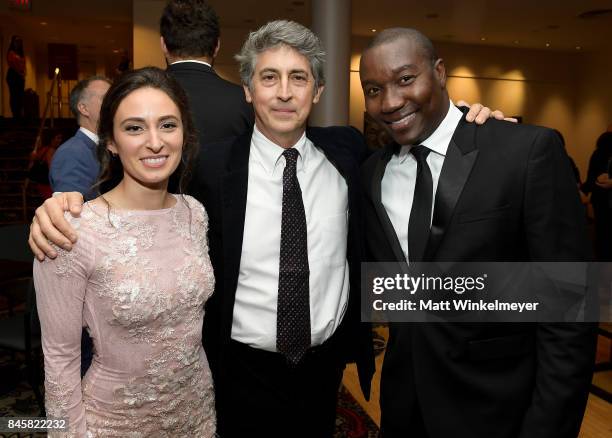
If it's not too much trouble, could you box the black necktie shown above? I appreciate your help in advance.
[408,145,433,262]
[277,148,310,364]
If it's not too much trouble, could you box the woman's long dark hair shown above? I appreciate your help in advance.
[96,66,198,195]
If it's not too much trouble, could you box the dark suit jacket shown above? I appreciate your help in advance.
[166,61,254,144]
[49,129,99,200]
[189,126,375,399]
[362,112,597,438]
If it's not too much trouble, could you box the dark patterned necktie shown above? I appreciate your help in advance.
[277,148,311,364]
[408,145,433,263]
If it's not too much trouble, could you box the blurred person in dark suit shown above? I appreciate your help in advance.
[160,0,254,145]
[582,131,612,260]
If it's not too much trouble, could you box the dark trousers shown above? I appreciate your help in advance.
[6,68,24,120]
[215,338,345,438]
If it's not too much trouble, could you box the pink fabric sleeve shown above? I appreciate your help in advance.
[33,218,94,438]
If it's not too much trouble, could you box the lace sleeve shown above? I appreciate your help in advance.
[33,214,95,437]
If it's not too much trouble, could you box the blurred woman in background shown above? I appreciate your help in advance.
[6,35,26,120]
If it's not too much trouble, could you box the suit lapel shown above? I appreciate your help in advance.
[425,118,478,259]
[221,133,251,296]
[372,144,406,262]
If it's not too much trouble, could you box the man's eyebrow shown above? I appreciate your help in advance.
[259,68,309,75]
[259,67,279,75]
[391,64,418,74]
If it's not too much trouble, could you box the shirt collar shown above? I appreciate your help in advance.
[79,127,99,144]
[397,99,463,163]
[170,59,212,68]
[251,125,310,175]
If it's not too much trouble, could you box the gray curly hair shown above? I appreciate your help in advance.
[235,20,326,91]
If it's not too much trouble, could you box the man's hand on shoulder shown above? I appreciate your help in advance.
[29,192,85,261]
[457,100,518,124]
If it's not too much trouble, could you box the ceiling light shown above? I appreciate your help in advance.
[371,29,377,32]
[576,46,581,50]
[40,21,47,25]
[545,42,550,47]
[481,37,486,41]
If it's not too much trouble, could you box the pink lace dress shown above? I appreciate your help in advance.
[33,195,216,437]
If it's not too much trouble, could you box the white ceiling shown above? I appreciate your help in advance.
[1,0,612,56]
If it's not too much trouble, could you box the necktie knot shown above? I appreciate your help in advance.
[283,148,299,168]
[410,145,430,163]
[408,144,433,263]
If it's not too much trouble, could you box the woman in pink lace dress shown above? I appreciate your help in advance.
[33,67,216,437]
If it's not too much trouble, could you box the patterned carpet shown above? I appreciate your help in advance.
[0,350,380,438]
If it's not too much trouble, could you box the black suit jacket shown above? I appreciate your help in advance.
[190,126,375,399]
[362,112,597,438]
[167,62,254,144]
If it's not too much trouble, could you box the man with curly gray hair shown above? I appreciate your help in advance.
[191,19,375,437]
[235,20,326,92]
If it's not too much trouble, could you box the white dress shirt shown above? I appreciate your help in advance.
[381,101,463,262]
[78,127,98,144]
[231,126,350,351]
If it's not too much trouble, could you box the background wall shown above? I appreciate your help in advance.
[133,0,166,69]
[350,35,610,177]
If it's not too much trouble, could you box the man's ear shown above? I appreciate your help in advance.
[243,84,253,103]
[213,38,221,59]
[160,36,169,57]
[77,101,89,119]
[434,58,446,88]
[312,85,325,104]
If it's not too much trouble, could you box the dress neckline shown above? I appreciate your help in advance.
[85,194,183,217]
